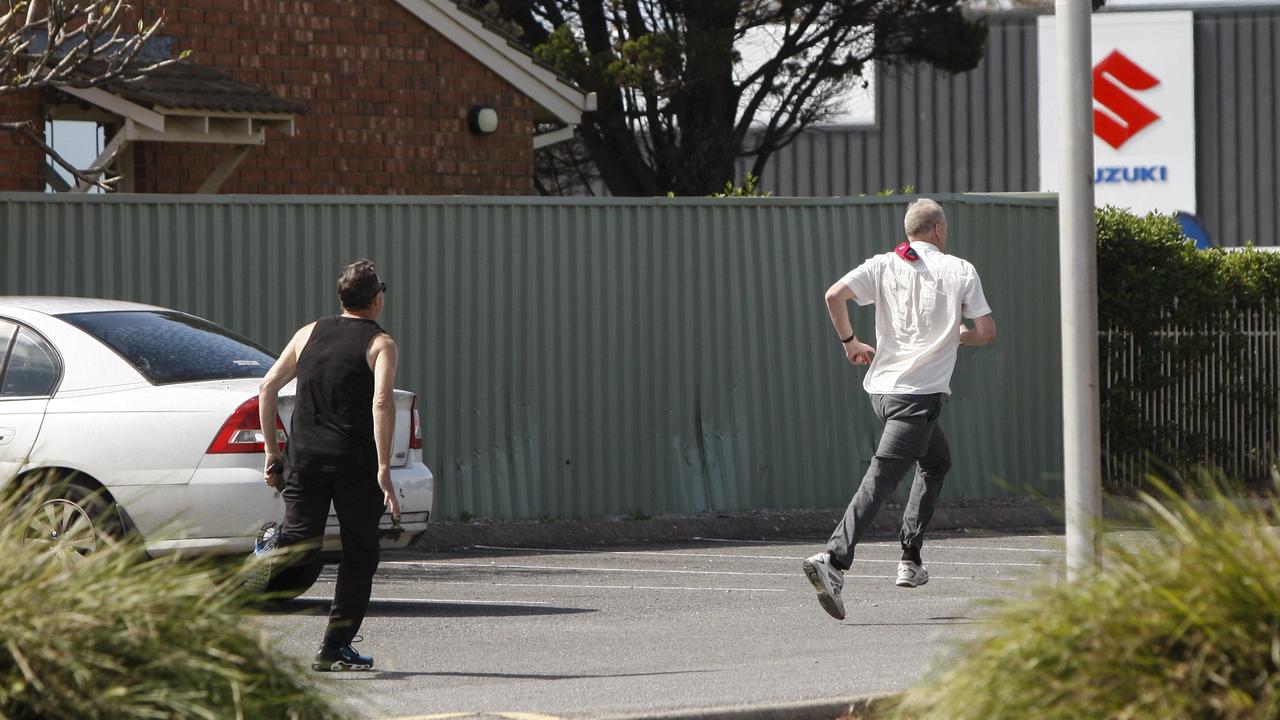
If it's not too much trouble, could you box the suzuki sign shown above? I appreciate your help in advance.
[1038,12,1196,214]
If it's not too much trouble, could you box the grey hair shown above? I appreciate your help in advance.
[903,198,946,237]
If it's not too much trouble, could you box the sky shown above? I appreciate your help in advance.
[736,24,877,127]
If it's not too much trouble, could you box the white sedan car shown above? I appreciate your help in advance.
[0,296,433,576]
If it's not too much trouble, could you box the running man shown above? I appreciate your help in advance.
[803,198,996,620]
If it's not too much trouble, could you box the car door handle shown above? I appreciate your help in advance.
[0,428,14,446]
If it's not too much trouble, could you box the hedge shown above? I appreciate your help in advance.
[1097,206,1280,491]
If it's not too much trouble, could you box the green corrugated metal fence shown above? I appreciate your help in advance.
[0,193,1063,520]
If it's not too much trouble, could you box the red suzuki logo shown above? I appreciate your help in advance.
[1093,50,1161,150]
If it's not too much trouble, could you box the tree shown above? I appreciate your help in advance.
[470,0,988,196]
[0,1,178,188]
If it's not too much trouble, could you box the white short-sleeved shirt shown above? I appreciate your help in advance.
[840,241,991,395]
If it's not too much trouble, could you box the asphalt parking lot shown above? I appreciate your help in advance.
[254,531,1067,719]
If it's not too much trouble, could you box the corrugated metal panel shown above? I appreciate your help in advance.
[750,8,1280,247]
[0,193,1061,520]
[749,18,1040,198]
[1194,9,1280,247]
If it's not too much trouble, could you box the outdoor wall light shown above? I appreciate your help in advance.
[468,105,499,135]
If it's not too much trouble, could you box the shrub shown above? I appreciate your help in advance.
[707,173,773,197]
[0,483,350,720]
[895,475,1280,720]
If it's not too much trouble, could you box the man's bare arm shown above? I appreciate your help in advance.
[825,281,875,365]
[258,324,313,487]
[960,314,997,347]
[370,335,401,517]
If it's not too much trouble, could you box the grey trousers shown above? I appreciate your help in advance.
[827,393,952,569]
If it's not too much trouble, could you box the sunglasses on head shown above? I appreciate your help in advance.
[367,276,387,304]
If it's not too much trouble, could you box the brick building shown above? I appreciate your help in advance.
[0,0,594,195]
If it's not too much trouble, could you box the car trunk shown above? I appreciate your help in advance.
[276,387,413,467]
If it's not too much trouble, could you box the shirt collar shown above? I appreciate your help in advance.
[912,241,941,254]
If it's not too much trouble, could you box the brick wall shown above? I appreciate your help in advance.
[132,0,536,195]
[0,91,48,192]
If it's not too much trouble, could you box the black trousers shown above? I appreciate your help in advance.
[275,466,384,648]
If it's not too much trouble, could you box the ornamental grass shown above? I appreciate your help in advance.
[0,477,348,720]
[896,473,1280,720]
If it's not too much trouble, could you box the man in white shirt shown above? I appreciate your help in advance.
[803,198,997,621]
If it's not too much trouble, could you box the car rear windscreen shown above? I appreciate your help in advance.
[60,311,276,385]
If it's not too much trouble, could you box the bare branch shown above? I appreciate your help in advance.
[0,2,177,96]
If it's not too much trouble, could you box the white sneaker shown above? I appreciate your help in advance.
[802,553,846,620]
[896,561,929,588]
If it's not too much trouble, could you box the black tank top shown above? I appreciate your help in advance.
[288,316,387,472]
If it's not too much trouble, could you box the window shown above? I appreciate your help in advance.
[59,311,275,385]
[44,120,107,194]
[0,321,15,356]
[1,328,60,398]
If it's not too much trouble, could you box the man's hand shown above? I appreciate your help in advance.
[379,466,401,519]
[844,339,876,365]
[264,453,284,490]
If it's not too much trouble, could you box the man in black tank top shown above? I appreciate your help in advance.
[258,259,402,672]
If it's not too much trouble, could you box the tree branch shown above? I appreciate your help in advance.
[477,0,987,196]
[0,1,178,98]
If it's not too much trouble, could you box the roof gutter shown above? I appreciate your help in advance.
[394,0,594,125]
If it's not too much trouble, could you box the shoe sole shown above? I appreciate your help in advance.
[311,660,374,672]
[896,575,929,588]
[802,559,846,620]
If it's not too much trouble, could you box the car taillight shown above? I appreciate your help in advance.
[208,397,287,454]
[410,394,422,450]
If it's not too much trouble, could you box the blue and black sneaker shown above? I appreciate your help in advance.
[240,523,280,595]
[312,638,374,672]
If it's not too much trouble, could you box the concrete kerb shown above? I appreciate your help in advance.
[383,693,895,720]
[587,693,895,720]
[412,498,1066,552]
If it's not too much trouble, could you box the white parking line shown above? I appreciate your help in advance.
[694,537,803,545]
[428,580,789,593]
[467,545,1055,567]
[381,561,1007,583]
[695,537,1065,554]
[382,560,791,578]
[298,596,552,607]
[907,544,1063,554]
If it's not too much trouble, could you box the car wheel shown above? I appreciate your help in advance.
[264,561,325,601]
[23,482,122,560]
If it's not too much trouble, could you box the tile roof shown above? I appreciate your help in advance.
[100,61,309,116]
